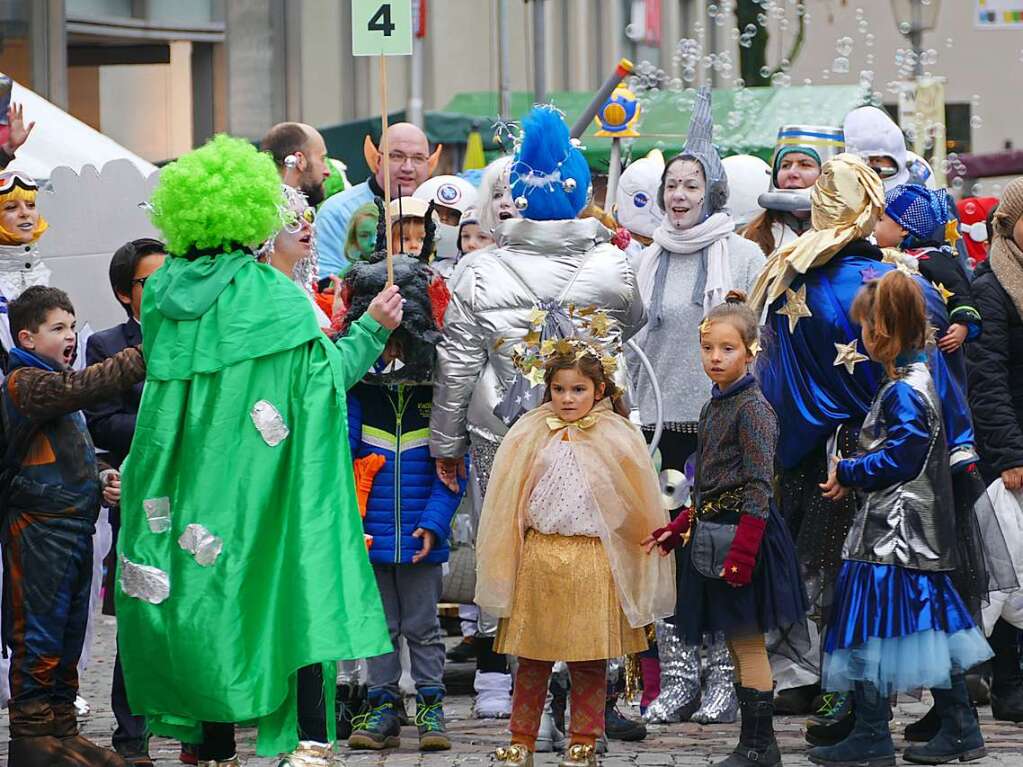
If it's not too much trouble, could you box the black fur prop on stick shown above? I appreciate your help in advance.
[340,251,450,385]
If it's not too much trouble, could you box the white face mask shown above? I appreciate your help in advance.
[434,222,460,261]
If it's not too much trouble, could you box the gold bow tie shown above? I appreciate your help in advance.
[546,413,598,431]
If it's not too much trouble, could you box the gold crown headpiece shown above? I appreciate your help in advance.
[510,304,622,387]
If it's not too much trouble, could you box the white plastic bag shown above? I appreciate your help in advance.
[981,479,1023,633]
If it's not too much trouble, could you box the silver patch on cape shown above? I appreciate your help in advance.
[120,556,170,604]
[250,400,289,447]
[178,523,224,567]
[143,496,171,533]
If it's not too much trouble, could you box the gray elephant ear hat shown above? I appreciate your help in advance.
[657,85,729,219]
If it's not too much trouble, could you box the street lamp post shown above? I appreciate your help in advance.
[891,0,942,77]
[890,0,945,185]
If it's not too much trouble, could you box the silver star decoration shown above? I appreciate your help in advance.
[833,339,869,375]
[777,285,813,333]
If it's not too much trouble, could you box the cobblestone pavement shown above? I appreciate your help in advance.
[3,616,1023,766]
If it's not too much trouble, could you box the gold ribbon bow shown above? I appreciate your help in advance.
[546,413,599,431]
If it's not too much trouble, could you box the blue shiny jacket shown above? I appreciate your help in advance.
[347,379,466,565]
[758,239,974,470]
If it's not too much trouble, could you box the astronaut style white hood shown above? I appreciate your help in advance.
[843,106,910,190]
[614,150,665,240]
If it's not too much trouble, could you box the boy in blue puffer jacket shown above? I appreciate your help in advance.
[346,340,466,753]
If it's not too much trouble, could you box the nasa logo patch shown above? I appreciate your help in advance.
[438,183,461,205]
[634,191,650,209]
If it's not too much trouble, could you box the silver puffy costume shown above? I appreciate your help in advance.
[841,362,956,570]
[430,216,646,459]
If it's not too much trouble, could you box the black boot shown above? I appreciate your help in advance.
[805,692,854,746]
[989,619,1023,722]
[807,682,895,767]
[713,686,781,767]
[605,694,647,742]
[774,683,820,715]
[903,675,986,764]
[903,705,940,743]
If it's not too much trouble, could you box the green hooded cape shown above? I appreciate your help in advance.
[116,250,392,754]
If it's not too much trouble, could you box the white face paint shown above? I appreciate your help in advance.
[663,159,706,231]
[489,178,519,228]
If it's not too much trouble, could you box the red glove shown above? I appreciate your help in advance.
[722,515,767,587]
[611,227,632,251]
[650,508,692,553]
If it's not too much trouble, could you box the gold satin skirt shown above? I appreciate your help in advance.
[495,530,648,662]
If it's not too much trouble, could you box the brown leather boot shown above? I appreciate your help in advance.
[8,699,89,767]
[51,701,129,766]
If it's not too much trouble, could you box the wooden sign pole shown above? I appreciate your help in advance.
[379,54,394,287]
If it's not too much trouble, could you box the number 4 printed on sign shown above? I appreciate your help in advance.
[368,3,395,36]
[351,0,412,56]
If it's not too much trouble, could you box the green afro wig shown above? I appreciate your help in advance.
[150,134,284,256]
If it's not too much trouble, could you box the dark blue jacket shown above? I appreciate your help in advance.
[347,380,465,565]
[84,318,143,468]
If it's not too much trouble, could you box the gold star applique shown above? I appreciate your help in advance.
[527,307,548,327]
[523,329,541,346]
[833,339,869,375]
[525,366,546,387]
[590,310,611,337]
[493,336,507,351]
[749,339,762,357]
[932,282,954,304]
[777,285,813,333]
[731,565,739,573]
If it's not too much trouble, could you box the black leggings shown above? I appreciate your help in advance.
[196,664,328,759]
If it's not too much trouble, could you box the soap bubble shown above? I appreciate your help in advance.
[836,36,854,57]
[760,65,771,78]
[771,71,792,87]
[832,57,850,74]
[970,115,983,129]
[899,21,912,35]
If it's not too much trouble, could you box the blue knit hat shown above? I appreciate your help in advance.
[509,106,591,221]
[884,184,948,241]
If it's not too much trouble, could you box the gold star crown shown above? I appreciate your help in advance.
[510,304,622,388]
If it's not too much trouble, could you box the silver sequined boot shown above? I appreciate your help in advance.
[690,634,738,724]
[643,620,701,724]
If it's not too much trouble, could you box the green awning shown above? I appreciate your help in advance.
[442,85,868,170]
[320,85,868,180]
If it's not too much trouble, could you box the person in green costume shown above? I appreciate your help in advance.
[114,134,403,766]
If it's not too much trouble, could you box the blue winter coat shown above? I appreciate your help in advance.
[348,380,466,565]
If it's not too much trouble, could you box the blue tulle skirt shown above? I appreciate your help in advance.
[822,560,993,694]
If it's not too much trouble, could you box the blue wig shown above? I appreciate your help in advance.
[510,106,591,221]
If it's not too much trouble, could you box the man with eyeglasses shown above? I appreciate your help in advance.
[316,122,441,279]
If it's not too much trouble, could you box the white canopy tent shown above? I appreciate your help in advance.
[6,78,157,179]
